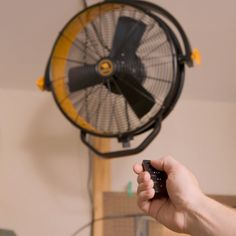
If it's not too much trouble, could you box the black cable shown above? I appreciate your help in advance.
[82,0,88,8]
[76,131,94,236]
[87,146,95,236]
[71,213,145,236]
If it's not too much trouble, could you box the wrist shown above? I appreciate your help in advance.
[185,193,211,235]
[186,195,236,236]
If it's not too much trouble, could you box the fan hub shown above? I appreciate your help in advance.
[97,59,114,77]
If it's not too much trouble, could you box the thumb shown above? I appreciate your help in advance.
[151,156,180,174]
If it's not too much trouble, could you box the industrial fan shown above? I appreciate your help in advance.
[37,0,201,158]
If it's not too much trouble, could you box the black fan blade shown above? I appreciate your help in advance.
[68,65,103,93]
[110,16,146,58]
[114,74,156,119]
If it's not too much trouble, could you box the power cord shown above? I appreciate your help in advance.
[71,213,147,236]
[87,142,95,236]
[82,0,88,8]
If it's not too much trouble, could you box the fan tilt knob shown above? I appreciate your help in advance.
[97,58,114,77]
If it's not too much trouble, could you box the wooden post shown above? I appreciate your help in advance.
[92,138,111,236]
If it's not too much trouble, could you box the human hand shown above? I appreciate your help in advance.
[133,156,205,234]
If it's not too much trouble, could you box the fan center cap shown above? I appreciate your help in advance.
[97,59,114,77]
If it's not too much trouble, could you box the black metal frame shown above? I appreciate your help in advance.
[132,0,193,66]
[81,118,162,158]
[44,0,192,158]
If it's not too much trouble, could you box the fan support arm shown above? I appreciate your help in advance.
[81,120,162,158]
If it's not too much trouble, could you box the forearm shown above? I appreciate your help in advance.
[187,195,236,236]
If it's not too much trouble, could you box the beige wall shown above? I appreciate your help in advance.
[0,89,236,236]
[1,0,236,235]
[112,99,236,195]
[0,89,91,236]
[1,0,236,102]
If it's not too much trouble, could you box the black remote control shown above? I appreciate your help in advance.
[142,160,168,199]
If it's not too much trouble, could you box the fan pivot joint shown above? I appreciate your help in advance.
[118,135,134,148]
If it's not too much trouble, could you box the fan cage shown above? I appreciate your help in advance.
[48,1,182,137]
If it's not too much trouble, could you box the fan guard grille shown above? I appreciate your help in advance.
[50,3,178,136]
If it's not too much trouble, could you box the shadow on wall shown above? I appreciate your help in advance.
[23,97,89,202]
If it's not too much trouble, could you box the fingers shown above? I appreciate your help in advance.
[139,188,155,201]
[133,163,155,213]
[133,163,143,175]
[133,163,151,184]
[137,173,154,212]
[138,189,155,207]
[137,180,154,193]
[137,197,151,213]
[136,172,154,200]
[137,171,151,184]
[137,188,155,213]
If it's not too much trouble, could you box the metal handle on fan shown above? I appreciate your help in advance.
[81,121,162,158]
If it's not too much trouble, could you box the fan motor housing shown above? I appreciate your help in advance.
[97,58,114,77]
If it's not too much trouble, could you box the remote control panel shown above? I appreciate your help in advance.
[142,160,168,199]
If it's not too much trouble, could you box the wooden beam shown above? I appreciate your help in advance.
[92,138,111,236]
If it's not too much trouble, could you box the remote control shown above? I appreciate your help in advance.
[142,160,168,199]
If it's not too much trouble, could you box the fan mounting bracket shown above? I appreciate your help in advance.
[118,134,134,148]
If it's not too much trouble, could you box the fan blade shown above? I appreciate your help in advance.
[114,74,156,119]
[110,16,146,58]
[68,65,103,92]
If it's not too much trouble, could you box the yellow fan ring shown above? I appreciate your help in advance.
[50,3,124,134]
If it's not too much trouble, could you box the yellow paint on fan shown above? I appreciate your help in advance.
[191,48,202,65]
[36,76,46,91]
[50,3,124,133]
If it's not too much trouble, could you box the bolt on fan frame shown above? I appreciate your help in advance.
[42,0,194,158]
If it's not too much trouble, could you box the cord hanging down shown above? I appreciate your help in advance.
[80,0,87,8]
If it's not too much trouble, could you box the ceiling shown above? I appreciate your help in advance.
[1,0,236,103]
